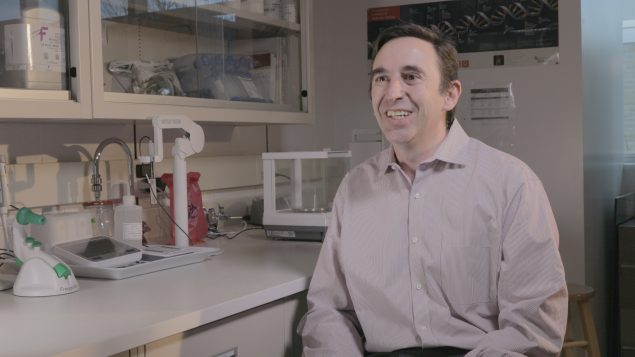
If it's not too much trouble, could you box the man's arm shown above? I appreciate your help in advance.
[467,174,568,357]
[297,179,365,356]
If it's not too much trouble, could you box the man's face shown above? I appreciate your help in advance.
[370,37,457,148]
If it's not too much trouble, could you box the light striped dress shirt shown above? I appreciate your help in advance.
[298,120,567,356]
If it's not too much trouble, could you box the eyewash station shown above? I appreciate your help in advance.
[0,115,323,357]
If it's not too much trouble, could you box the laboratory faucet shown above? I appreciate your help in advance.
[91,137,134,201]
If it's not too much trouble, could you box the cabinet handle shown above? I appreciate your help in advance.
[301,90,308,97]
[69,67,77,78]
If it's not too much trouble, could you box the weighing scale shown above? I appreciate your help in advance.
[262,150,350,241]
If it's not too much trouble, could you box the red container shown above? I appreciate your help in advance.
[161,172,207,245]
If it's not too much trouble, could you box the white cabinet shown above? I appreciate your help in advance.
[111,292,307,357]
[0,0,92,119]
[0,0,314,124]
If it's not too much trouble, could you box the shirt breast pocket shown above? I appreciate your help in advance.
[441,244,495,305]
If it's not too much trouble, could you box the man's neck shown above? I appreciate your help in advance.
[393,125,448,182]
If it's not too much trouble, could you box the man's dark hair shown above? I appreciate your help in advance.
[371,23,459,128]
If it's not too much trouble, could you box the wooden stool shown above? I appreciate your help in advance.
[562,283,601,357]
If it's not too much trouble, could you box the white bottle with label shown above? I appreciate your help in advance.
[114,195,143,248]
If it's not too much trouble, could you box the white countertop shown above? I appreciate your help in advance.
[0,232,321,357]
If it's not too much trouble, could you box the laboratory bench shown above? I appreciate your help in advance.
[0,232,321,357]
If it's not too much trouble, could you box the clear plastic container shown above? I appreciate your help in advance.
[114,195,143,248]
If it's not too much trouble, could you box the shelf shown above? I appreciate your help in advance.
[103,3,300,40]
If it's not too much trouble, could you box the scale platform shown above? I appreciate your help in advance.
[68,245,222,280]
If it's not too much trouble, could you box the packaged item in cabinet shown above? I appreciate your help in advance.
[226,0,242,9]
[230,37,286,103]
[264,0,282,19]
[172,53,272,103]
[282,0,297,23]
[108,60,185,96]
[244,0,264,14]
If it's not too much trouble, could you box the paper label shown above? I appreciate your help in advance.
[123,222,143,242]
[4,22,66,72]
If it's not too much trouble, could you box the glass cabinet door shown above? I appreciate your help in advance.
[0,0,69,90]
[0,0,90,119]
[95,0,310,122]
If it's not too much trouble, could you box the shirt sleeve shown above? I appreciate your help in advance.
[297,176,365,356]
[466,173,568,357]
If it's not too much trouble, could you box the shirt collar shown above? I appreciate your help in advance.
[379,119,470,173]
[431,119,469,166]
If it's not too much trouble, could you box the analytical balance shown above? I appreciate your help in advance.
[262,150,350,241]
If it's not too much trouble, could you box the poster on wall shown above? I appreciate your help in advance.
[367,0,559,68]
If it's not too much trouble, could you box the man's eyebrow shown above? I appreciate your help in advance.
[402,65,424,73]
[369,67,386,77]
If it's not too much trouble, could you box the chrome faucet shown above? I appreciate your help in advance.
[91,138,134,201]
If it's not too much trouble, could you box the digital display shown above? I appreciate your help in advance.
[57,236,140,261]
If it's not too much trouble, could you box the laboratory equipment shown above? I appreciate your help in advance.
[12,207,79,297]
[91,137,135,202]
[52,236,141,268]
[140,115,205,247]
[0,156,12,290]
[262,150,351,241]
[67,245,222,280]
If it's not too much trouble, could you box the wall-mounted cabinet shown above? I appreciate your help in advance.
[0,0,92,119]
[0,0,314,124]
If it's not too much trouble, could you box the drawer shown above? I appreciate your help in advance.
[620,225,635,265]
[620,268,635,309]
[621,308,635,347]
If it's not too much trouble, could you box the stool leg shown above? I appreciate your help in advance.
[578,300,601,357]
[562,304,574,357]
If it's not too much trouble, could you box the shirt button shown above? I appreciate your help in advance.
[416,283,422,290]
[421,326,427,331]
[411,236,418,243]
[416,336,422,344]
[414,193,421,199]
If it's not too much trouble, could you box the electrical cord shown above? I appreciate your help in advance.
[207,226,263,240]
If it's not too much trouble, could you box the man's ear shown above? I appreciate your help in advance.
[443,80,462,111]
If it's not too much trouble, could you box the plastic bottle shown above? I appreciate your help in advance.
[114,194,143,248]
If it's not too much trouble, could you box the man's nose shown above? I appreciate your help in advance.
[385,79,405,100]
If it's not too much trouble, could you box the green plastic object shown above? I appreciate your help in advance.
[16,207,46,226]
[53,263,71,279]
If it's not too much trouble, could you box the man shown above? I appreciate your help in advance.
[298,23,567,356]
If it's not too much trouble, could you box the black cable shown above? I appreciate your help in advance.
[208,227,263,240]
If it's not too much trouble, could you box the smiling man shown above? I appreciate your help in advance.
[298,24,567,357]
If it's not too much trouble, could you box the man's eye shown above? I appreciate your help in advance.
[403,73,419,81]
[374,75,388,83]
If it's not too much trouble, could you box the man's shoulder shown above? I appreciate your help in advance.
[467,137,541,184]
[348,148,389,178]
